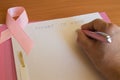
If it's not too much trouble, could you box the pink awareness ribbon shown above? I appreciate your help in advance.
[0,7,33,54]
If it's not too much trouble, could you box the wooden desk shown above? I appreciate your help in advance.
[0,0,120,24]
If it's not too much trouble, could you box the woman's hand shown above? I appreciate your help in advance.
[77,19,120,80]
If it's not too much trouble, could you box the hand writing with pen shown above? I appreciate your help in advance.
[77,19,120,80]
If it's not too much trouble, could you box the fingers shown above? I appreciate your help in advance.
[81,19,109,32]
[76,29,94,49]
[76,29,105,65]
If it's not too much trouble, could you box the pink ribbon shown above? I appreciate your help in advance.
[0,7,33,54]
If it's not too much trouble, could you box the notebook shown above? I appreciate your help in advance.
[11,12,108,80]
[0,12,110,80]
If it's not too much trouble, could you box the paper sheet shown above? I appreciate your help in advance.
[12,12,104,80]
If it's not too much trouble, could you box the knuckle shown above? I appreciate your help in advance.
[93,19,102,23]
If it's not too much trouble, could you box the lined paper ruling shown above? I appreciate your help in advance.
[12,12,104,80]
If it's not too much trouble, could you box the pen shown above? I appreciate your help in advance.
[82,30,112,43]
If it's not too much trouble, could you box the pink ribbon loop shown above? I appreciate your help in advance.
[0,7,33,54]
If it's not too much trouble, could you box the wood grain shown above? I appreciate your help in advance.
[0,0,120,24]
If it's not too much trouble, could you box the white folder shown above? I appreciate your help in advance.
[12,12,104,80]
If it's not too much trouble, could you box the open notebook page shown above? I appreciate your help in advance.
[12,12,104,80]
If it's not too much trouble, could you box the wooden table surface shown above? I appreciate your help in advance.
[0,0,120,25]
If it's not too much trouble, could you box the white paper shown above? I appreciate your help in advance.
[12,12,104,80]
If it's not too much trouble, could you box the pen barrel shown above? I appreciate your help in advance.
[82,30,111,43]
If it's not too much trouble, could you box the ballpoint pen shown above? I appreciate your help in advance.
[82,30,112,43]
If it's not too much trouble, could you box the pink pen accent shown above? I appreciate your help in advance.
[82,30,112,43]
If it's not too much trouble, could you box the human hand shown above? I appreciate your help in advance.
[76,19,120,80]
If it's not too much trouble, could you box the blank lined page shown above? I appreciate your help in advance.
[12,12,104,80]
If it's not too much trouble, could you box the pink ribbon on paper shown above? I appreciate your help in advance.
[0,7,33,54]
